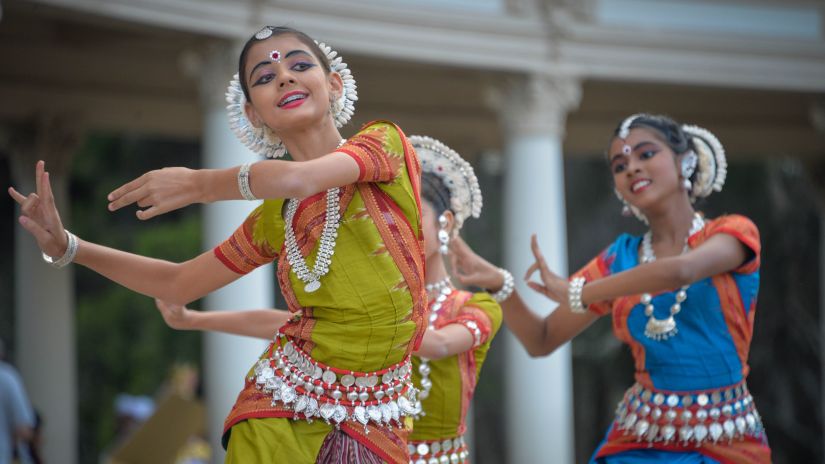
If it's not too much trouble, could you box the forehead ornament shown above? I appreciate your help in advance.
[254,26,273,40]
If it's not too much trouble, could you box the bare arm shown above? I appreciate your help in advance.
[107,152,361,220]
[498,291,600,357]
[580,233,748,306]
[525,233,748,306]
[10,161,241,305]
[415,324,475,360]
[155,300,291,339]
[449,237,598,357]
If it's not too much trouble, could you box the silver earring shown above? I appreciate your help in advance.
[614,188,648,224]
[681,151,698,191]
[438,214,450,255]
[622,204,633,217]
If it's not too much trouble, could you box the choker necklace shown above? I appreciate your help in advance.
[284,139,346,293]
[640,213,705,341]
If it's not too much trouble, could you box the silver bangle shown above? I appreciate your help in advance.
[491,268,515,303]
[237,162,258,201]
[42,229,78,268]
[568,276,587,314]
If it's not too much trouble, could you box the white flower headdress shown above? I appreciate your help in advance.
[226,27,358,158]
[411,135,483,232]
[681,124,727,200]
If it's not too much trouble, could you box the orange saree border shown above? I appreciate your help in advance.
[594,425,771,463]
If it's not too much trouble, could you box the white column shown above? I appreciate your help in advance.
[196,44,273,462]
[496,75,581,464]
[10,117,81,464]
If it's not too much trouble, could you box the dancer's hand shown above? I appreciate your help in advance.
[450,237,504,291]
[524,234,568,303]
[154,298,194,330]
[108,167,202,220]
[8,161,70,258]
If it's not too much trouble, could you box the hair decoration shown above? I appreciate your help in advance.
[618,113,645,139]
[315,41,358,129]
[410,135,483,233]
[681,124,727,200]
[225,33,358,158]
[254,26,274,40]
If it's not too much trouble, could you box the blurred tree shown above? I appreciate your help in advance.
[69,133,203,463]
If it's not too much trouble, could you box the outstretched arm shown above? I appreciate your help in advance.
[523,233,748,309]
[107,152,361,220]
[10,161,241,305]
[155,300,291,339]
[450,237,599,357]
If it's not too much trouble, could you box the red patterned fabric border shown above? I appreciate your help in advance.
[214,209,277,274]
[595,424,771,463]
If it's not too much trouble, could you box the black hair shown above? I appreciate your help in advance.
[612,113,691,155]
[421,172,451,216]
[237,26,331,102]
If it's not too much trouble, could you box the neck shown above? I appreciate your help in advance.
[425,254,450,287]
[279,117,343,161]
[644,194,697,248]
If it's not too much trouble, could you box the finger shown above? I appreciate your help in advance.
[8,187,27,205]
[530,234,546,262]
[526,281,549,295]
[108,184,150,212]
[449,236,471,256]
[108,174,147,202]
[524,262,539,281]
[136,206,163,221]
[35,161,44,197]
[448,252,460,274]
[42,172,56,206]
[18,215,52,246]
[20,194,40,217]
[453,272,470,285]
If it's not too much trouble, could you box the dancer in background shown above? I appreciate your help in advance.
[10,26,425,463]
[449,114,770,463]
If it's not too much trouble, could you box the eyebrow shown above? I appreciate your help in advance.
[248,50,313,80]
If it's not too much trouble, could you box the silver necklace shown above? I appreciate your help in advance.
[284,139,346,293]
[418,279,454,401]
[640,213,705,341]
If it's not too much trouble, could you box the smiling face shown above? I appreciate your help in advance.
[241,34,343,134]
[608,126,687,211]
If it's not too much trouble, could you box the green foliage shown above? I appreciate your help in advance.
[70,133,203,463]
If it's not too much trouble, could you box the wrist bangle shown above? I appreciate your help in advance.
[42,230,78,268]
[491,268,514,302]
[568,276,587,314]
[237,162,258,201]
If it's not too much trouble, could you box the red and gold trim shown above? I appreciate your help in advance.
[214,209,277,274]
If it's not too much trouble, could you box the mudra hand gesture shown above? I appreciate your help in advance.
[449,236,505,291]
[8,161,70,259]
[524,234,569,303]
[107,167,202,220]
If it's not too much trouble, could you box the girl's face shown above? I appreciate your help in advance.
[608,127,686,211]
[421,200,454,263]
[242,34,343,134]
